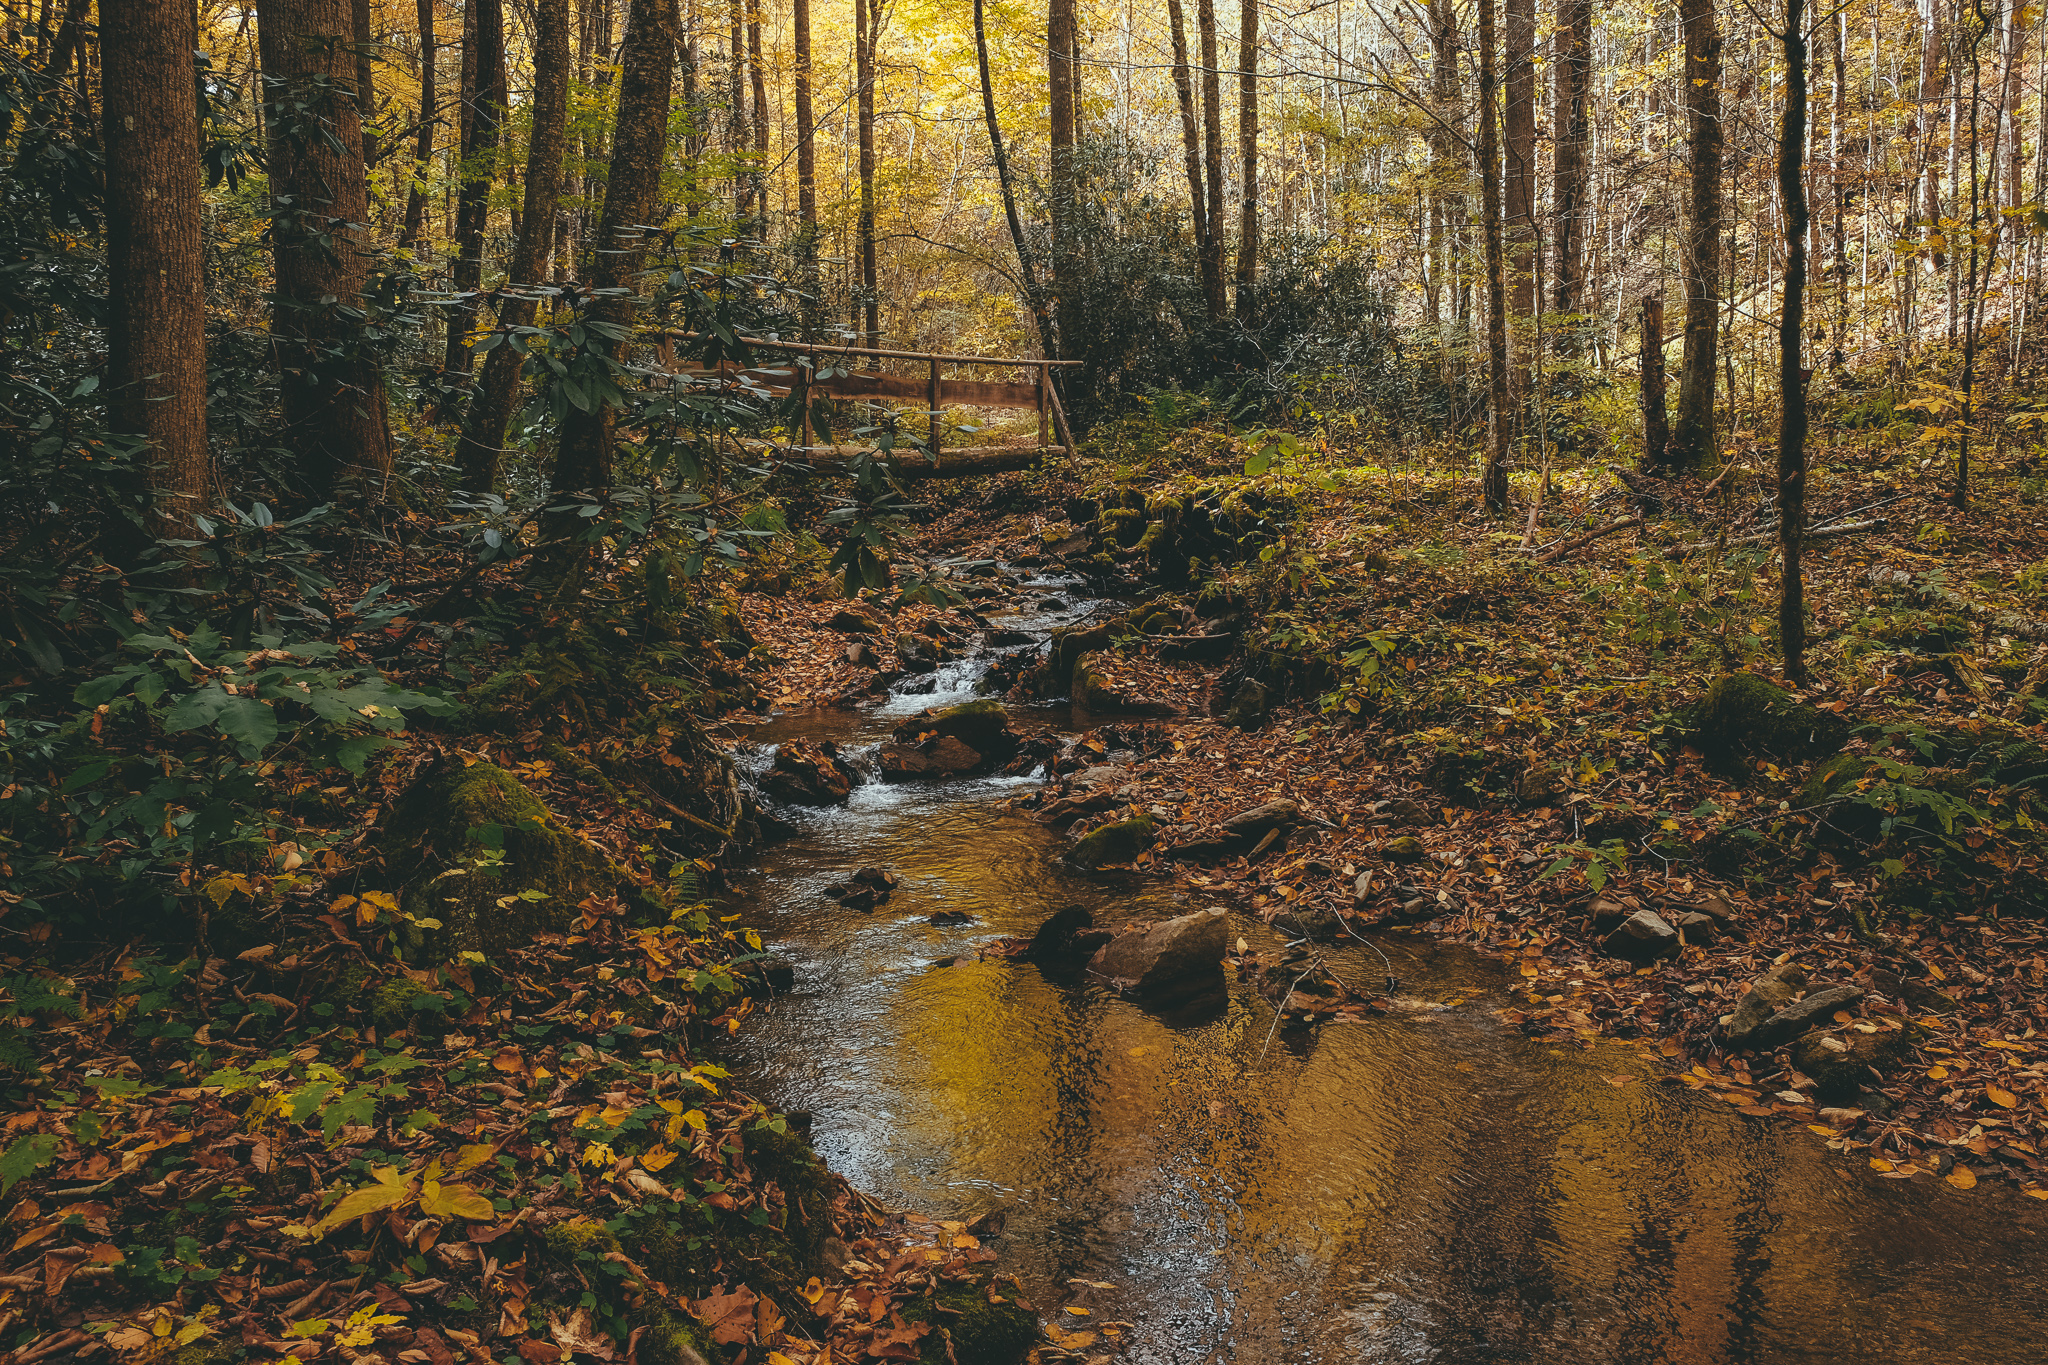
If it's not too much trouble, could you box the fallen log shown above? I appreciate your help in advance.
[1668,517,1888,557]
[1532,517,1644,563]
[778,442,1058,478]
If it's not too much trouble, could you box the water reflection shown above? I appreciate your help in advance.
[723,695,2048,1364]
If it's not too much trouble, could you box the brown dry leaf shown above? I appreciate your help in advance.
[492,1047,526,1074]
[691,1286,761,1346]
[549,1307,616,1360]
[1945,1166,1979,1190]
[1987,1085,2020,1109]
[1927,1066,1949,1080]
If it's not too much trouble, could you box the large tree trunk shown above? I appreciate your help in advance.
[1777,0,1810,683]
[973,0,1054,360]
[1165,0,1207,275]
[101,0,210,545]
[1048,0,1078,315]
[259,0,394,498]
[1665,0,1721,474]
[453,0,568,492]
[1234,0,1258,319]
[1551,0,1592,316]
[351,0,377,164]
[1503,0,1536,340]
[794,0,815,226]
[855,0,878,346]
[728,0,749,224]
[546,0,677,549]
[398,0,435,249]
[1196,0,1226,322]
[444,0,506,384]
[1477,0,1511,514]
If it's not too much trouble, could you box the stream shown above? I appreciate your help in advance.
[721,576,2048,1364]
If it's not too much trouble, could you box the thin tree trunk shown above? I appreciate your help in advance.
[973,0,1054,360]
[1166,0,1207,271]
[856,0,878,346]
[399,0,435,248]
[1427,0,1461,366]
[454,0,568,491]
[1235,0,1258,318]
[547,0,678,549]
[748,0,767,240]
[1048,0,1078,309]
[1197,0,1226,321]
[1551,0,1592,316]
[258,0,394,497]
[729,0,749,223]
[101,0,210,547]
[1640,296,1668,466]
[352,0,377,164]
[794,0,815,226]
[1504,0,1536,339]
[1778,0,1810,683]
[1667,0,1721,474]
[445,0,506,383]
[1478,0,1511,513]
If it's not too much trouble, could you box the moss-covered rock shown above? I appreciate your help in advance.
[1790,1026,1914,1101]
[899,1278,1040,1365]
[1070,813,1156,869]
[892,699,1016,753]
[1690,673,1849,769]
[382,755,658,959]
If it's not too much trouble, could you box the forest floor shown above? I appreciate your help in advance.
[745,427,2048,1207]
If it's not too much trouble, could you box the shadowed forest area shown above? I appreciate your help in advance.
[6,0,2048,1360]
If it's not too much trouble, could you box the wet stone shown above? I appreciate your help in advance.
[1603,909,1681,964]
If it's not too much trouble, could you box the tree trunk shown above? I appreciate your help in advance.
[973,0,1055,360]
[444,0,506,384]
[728,0,749,224]
[1640,297,1668,468]
[259,0,395,497]
[1477,0,1511,514]
[1048,0,1078,310]
[547,0,677,549]
[1777,0,1810,684]
[794,0,814,226]
[1234,0,1258,318]
[747,0,767,240]
[351,0,377,164]
[856,0,878,346]
[453,0,568,492]
[1196,0,1226,321]
[1503,0,1536,337]
[1165,0,1207,270]
[1551,0,1592,316]
[101,0,210,545]
[1427,0,1462,362]
[398,0,435,248]
[1666,0,1721,474]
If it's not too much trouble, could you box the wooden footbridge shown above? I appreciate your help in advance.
[657,332,1080,475]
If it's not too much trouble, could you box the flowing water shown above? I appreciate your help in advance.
[720,578,2048,1364]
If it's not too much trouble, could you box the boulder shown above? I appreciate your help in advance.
[1690,672,1850,769]
[1723,962,1808,1041]
[1221,799,1304,838]
[827,608,884,635]
[1379,797,1435,826]
[1223,679,1270,730]
[1586,897,1632,931]
[1382,836,1426,864]
[892,699,1018,757]
[845,640,881,668]
[1791,1025,1913,1101]
[1723,963,1867,1050]
[878,735,988,780]
[1026,905,1110,964]
[760,739,857,806]
[1603,909,1681,964]
[894,632,941,673]
[1087,907,1230,1000]
[1072,651,1180,718]
[1674,911,1720,945]
[1069,813,1156,869]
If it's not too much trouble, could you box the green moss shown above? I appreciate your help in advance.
[1070,814,1156,869]
[632,1315,713,1365]
[168,1341,241,1365]
[1790,1027,1914,1101]
[899,1280,1040,1365]
[1690,672,1849,769]
[384,756,657,960]
[901,699,1013,749]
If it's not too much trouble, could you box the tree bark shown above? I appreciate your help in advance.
[1477,0,1511,513]
[1666,0,1721,474]
[1503,0,1536,336]
[1196,0,1226,321]
[547,0,677,547]
[973,0,1055,360]
[101,0,210,545]
[1234,0,1258,318]
[1551,0,1592,316]
[258,0,395,497]
[855,0,879,346]
[1426,0,1462,350]
[453,0,568,492]
[728,0,749,223]
[398,0,435,249]
[1048,0,1078,305]
[1640,297,1668,468]
[1165,0,1207,271]
[747,0,767,240]
[1777,0,1810,683]
[793,0,815,226]
[351,0,377,164]
[444,0,505,384]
